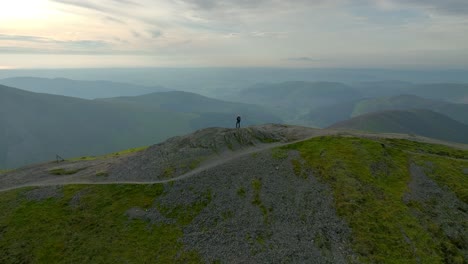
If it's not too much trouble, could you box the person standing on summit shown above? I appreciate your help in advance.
[236,115,241,128]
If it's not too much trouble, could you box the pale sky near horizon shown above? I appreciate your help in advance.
[1,0,468,69]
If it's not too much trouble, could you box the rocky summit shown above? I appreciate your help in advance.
[0,125,467,263]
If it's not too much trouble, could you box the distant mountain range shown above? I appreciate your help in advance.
[231,81,468,124]
[0,77,169,99]
[351,81,468,103]
[329,109,468,144]
[101,91,280,130]
[0,85,280,168]
[231,81,362,121]
[304,94,468,127]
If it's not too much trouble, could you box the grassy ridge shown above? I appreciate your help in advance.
[286,136,468,263]
[0,185,205,263]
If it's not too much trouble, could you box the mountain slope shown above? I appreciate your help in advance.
[303,94,468,127]
[232,81,362,121]
[0,86,280,168]
[0,85,194,169]
[0,125,466,263]
[351,81,468,103]
[100,91,282,129]
[0,77,168,99]
[408,83,468,103]
[329,109,468,144]
[351,94,468,123]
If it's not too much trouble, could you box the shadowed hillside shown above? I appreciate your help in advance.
[329,109,468,144]
[232,81,362,121]
[303,95,468,127]
[0,77,168,99]
[100,91,281,129]
[0,86,280,169]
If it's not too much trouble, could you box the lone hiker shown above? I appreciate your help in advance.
[236,115,241,128]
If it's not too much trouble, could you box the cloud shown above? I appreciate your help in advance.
[50,0,109,13]
[380,0,468,16]
[286,57,320,62]
[0,35,46,43]
[0,34,111,54]
[150,30,163,38]
[104,16,126,24]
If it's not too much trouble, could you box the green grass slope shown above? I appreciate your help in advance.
[329,109,468,144]
[0,135,466,263]
[284,136,467,263]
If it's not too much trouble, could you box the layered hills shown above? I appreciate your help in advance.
[304,94,468,128]
[0,125,467,263]
[329,109,468,144]
[232,81,362,121]
[0,77,168,99]
[0,85,280,169]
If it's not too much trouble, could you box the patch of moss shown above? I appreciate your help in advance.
[237,186,246,198]
[314,233,331,251]
[49,168,84,176]
[221,210,234,220]
[251,179,269,224]
[0,184,203,263]
[291,159,307,179]
[162,167,175,178]
[95,171,109,177]
[258,137,279,143]
[157,190,212,226]
[271,148,288,160]
[188,158,204,170]
[69,146,149,161]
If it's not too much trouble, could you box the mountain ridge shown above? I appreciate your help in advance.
[0,124,466,263]
[329,109,468,144]
[0,77,169,99]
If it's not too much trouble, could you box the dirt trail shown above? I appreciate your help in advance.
[0,141,286,193]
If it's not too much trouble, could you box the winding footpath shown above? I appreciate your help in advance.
[0,141,286,193]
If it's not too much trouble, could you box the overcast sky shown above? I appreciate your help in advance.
[1,0,468,68]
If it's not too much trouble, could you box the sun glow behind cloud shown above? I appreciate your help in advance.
[0,0,51,20]
[0,0,467,68]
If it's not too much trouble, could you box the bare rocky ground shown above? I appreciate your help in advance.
[126,148,358,263]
